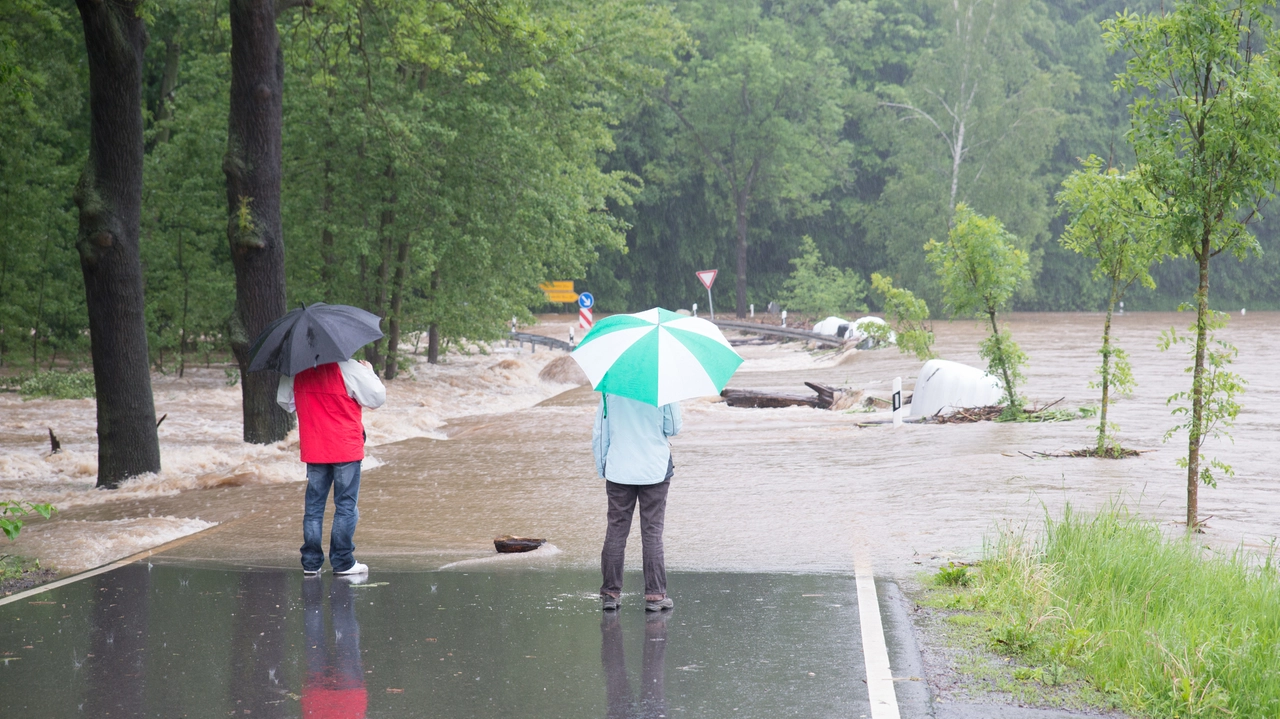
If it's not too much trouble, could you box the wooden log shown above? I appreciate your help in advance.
[494,535,546,553]
[721,383,840,409]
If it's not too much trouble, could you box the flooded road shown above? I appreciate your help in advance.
[4,312,1279,578]
[1,564,875,718]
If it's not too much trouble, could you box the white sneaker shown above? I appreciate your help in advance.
[303,568,323,577]
[334,562,368,576]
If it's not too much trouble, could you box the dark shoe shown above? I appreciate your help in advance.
[601,594,620,611]
[645,596,673,612]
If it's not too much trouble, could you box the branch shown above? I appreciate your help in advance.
[275,0,314,18]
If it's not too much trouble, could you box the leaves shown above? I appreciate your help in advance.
[927,204,1029,407]
[778,236,867,317]
[870,272,934,360]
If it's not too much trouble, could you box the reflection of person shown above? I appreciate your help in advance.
[302,579,367,719]
[593,393,681,611]
[600,611,670,719]
[278,359,385,576]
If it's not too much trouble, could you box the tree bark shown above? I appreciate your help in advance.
[427,323,440,364]
[225,0,291,444]
[1186,231,1212,530]
[735,190,748,318]
[426,270,441,364]
[384,240,410,379]
[1098,286,1117,454]
[73,0,161,488]
[155,35,180,144]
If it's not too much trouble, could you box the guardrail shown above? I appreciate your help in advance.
[710,319,847,348]
[509,331,574,352]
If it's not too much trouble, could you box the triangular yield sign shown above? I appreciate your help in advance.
[696,269,718,289]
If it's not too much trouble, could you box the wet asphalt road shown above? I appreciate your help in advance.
[2,564,893,718]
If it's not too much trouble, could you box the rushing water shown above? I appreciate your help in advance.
[3,312,1278,578]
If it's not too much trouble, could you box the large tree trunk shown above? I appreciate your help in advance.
[73,0,161,488]
[1186,232,1213,530]
[384,240,410,379]
[735,190,748,318]
[225,0,291,444]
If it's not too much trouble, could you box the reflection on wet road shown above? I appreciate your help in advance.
[1,565,868,718]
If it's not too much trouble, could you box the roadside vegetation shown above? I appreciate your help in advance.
[929,505,1280,716]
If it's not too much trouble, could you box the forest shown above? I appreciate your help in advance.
[4,0,1280,378]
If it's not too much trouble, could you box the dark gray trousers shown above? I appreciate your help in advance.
[600,478,670,598]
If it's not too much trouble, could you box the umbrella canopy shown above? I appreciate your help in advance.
[247,303,384,377]
[570,308,743,406]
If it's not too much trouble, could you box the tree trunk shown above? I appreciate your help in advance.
[987,309,1016,408]
[1186,232,1213,530]
[426,270,441,364]
[73,0,161,488]
[384,240,410,379]
[319,159,336,301]
[1097,286,1117,454]
[735,190,748,318]
[427,323,440,364]
[155,35,180,145]
[225,0,291,444]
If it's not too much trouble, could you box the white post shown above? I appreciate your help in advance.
[892,376,903,428]
[707,287,715,320]
[692,302,698,318]
[569,327,575,346]
[750,304,754,318]
[780,310,787,328]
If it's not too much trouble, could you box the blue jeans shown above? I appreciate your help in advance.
[301,461,362,572]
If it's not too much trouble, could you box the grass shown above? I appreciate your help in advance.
[970,504,1280,717]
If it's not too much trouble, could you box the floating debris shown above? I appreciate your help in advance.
[493,536,546,553]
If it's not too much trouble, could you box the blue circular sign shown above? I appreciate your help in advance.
[578,292,595,309]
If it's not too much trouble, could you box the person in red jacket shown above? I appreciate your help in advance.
[278,359,386,576]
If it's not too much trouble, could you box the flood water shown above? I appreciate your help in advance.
[3,312,1279,579]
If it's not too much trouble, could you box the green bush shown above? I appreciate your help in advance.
[16,370,96,399]
[779,236,868,317]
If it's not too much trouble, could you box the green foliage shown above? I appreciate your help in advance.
[0,501,55,541]
[872,0,1070,303]
[653,0,855,313]
[0,1,88,369]
[1107,0,1280,523]
[778,236,867,317]
[926,204,1030,408]
[1159,312,1245,490]
[1057,156,1166,453]
[977,504,1280,717]
[870,273,934,360]
[9,370,96,400]
[934,562,972,587]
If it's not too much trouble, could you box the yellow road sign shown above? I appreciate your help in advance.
[540,281,578,303]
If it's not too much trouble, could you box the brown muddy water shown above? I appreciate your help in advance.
[3,312,1278,579]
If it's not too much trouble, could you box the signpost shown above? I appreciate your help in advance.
[540,281,579,304]
[578,292,594,331]
[696,269,718,319]
[892,376,903,427]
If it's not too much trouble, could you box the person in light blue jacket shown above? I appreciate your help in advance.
[593,393,682,612]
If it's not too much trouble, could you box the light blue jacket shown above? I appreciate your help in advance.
[592,393,682,485]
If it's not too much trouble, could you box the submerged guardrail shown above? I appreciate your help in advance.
[710,319,846,348]
[509,331,574,352]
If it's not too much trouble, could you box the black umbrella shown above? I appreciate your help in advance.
[247,303,384,377]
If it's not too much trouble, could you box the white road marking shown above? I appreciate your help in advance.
[855,541,901,719]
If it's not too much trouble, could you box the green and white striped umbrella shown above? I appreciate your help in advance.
[570,308,744,406]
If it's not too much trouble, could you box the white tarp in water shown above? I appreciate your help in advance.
[811,316,895,345]
[909,359,1004,417]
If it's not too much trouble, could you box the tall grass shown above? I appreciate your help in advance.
[977,505,1280,717]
